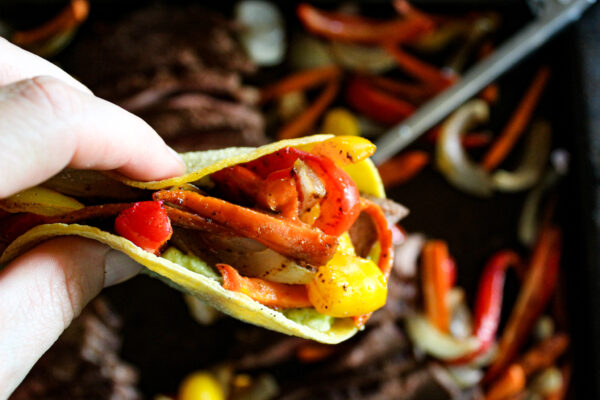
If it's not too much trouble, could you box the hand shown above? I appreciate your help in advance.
[0,38,186,398]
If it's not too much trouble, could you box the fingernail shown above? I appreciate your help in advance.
[104,250,142,287]
[167,146,186,172]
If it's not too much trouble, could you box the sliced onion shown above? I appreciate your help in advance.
[294,159,326,214]
[530,367,563,396]
[329,41,396,73]
[393,233,425,278]
[288,34,334,70]
[518,150,569,246]
[277,91,308,122]
[406,314,480,360]
[217,245,317,285]
[184,294,222,325]
[436,100,494,197]
[43,168,144,200]
[533,316,555,342]
[446,365,484,389]
[235,1,285,66]
[493,120,551,192]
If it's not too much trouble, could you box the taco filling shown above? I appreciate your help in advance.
[0,136,405,332]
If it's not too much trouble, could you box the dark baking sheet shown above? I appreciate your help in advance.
[2,0,598,398]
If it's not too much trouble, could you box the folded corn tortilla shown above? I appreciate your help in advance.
[0,135,386,344]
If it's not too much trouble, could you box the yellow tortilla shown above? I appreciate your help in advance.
[0,135,385,344]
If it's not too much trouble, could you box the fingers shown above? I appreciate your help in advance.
[0,37,91,93]
[0,237,141,398]
[0,76,186,198]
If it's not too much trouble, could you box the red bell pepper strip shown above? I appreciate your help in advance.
[383,43,457,91]
[115,201,173,254]
[484,226,562,383]
[377,151,430,188]
[421,240,453,332]
[346,76,416,125]
[217,264,312,309]
[297,3,433,44]
[450,250,521,365]
[241,147,361,237]
[153,190,338,267]
[260,66,342,103]
[368,75,438,105]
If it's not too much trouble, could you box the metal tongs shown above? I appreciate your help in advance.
[372,0,596,164]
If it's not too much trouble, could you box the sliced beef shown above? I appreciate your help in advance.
[10,298,139,400]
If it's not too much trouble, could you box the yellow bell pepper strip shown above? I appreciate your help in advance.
[482,66,551,171]
[484,226,562,383]
[115,201,173,255]
[153,190,338,267]
[377,151,430,188]
[346,76,416,125]
[296,3,433,44]
[277,78,340,140]
[217,264,312,309]
[383,43,458,91]
[421,240,454,333]
[12,0,89,46]
[450,251,521,365]
[321,108,360,137]
[260,66,342,103]
[178,371,225,400]
[0,203,133,243]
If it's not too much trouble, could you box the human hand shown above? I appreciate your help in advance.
[0,38,186,398]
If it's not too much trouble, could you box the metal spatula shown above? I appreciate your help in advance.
[372,0,596,165]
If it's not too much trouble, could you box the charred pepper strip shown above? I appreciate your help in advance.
[451,250,521,364]
[297,3,433,44]
[217,264,312,309]
[359,198,394,278]
[484,226,562,383]
[153,190,338,267]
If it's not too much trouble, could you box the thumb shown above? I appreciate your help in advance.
[0,237,141,398]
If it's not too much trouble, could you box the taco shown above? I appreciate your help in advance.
[0,135,406,344]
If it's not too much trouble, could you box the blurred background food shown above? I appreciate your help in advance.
[1,0,599,399]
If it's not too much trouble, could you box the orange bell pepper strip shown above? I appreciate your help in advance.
[484,226,562,383]
[297,3,433,44]
[153,190,338,267]
[377,151,430,188]
[260,66,342,103]
[421,240,453,332]
[296,343,336,363]
[217,264,312,309]
[481,66,551,171]
[485,364,526,400]
[486,333,569,400]
[12,0,89,46]
[277,78,340,140]
[346,76,416,125]
[383,43,458,91]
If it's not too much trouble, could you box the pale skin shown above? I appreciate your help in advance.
[0,38,186,398]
